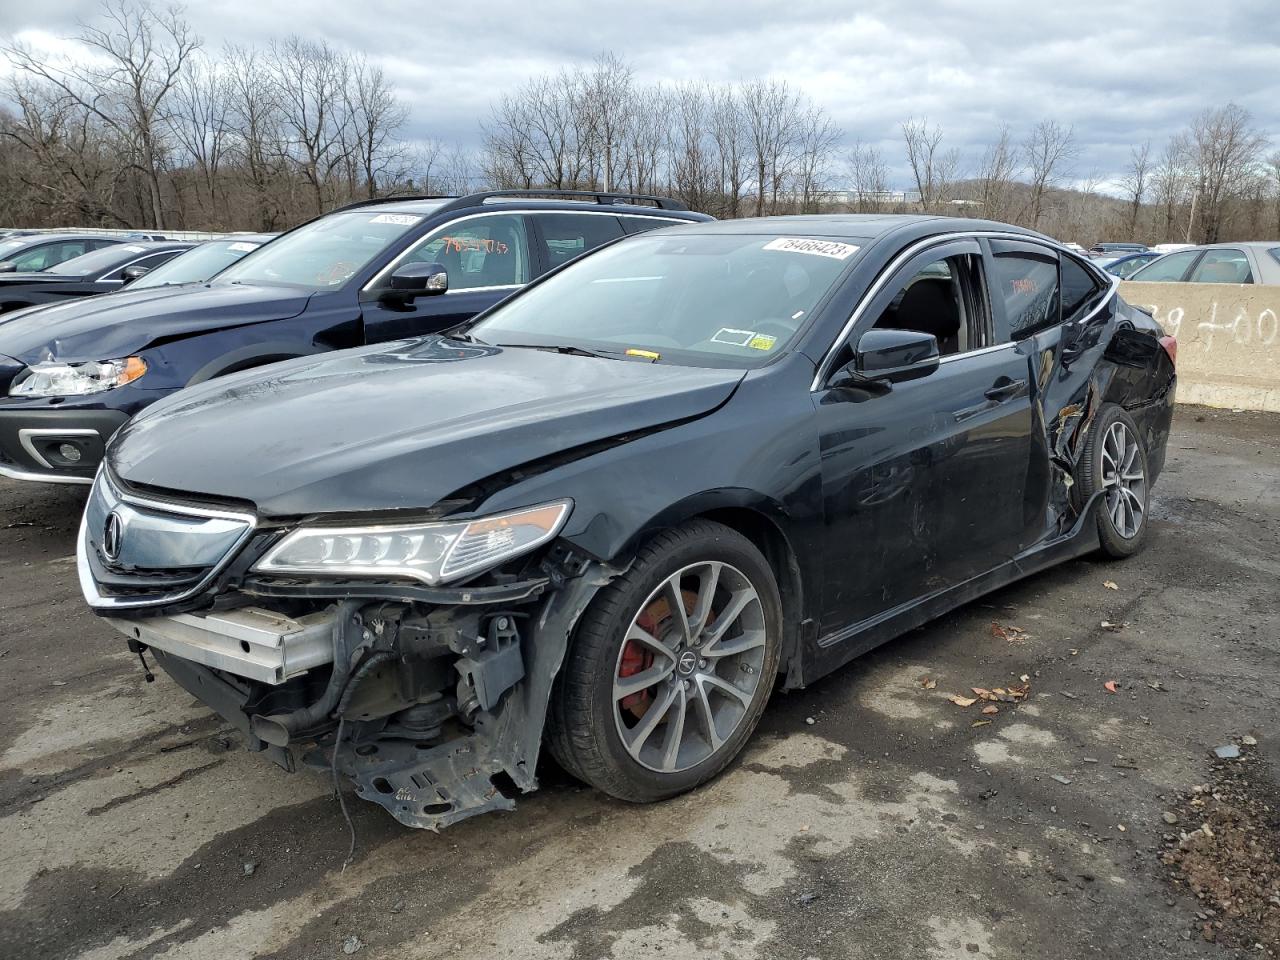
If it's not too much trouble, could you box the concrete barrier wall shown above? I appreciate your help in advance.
[1119,280,1280,413]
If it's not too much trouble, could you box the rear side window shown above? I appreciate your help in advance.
[1188,248,1253,284]
[536,214,624,269]
[621,215,677,235]
[992,251,1059,339]
[1130,250,1198,282]
[1061,255,1102,321]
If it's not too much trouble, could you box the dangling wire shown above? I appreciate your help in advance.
[330,715,357,871]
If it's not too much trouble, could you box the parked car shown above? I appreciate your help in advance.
[1127,242,1280,285]
[78,214,1177,831]
[0,191,706,484]
[1098,251,1162,279]
[0,233,128,274]
[119,234,277,290]
[0,241,194,314]
[1089,241,1148,257]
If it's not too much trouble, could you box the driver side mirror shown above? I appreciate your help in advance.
[121,264,150,283]
[829,328,939,388]
[382,262,448,303]
[0,261,16,274]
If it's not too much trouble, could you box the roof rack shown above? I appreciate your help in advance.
[435,189,689,214]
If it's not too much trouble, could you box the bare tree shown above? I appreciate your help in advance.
[4,0,200,229]
[976,125,1019,221]
[1022,120,1076,229]
[1185,103,1268,243]
[1151,135,1190,243]
[346,57,410,199]
[1119,140,1151,240]
[901,117,956,213]
[581,52,634,192]
[846,140,888,212]
[270,36,354,215]
[708,84,747,217]
[172,56,230,223]
[792,107,840,213]
[742,79,801,216]
[1270,151,1280,238]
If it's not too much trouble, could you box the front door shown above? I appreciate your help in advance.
[360,213,533,344]
[814,239,1034,638]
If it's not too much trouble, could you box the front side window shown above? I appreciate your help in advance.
[871,253,987,356]
[469,233,859,368]
[217,209,441,291]
[46,244,149,276]
[992,252,1059,339]
[536,213,624,269]
[1188,248,1252,284]
[394,215,530,291]
[12,240,88,272]
[1130,250,1198,282]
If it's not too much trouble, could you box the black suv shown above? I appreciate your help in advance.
[0,191,708,485]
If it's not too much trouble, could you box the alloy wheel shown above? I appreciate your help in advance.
[612,561,767,773]
[1102,420,1146,539]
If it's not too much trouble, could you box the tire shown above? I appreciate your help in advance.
[546,519,783,803]
[1080,403,1150,559]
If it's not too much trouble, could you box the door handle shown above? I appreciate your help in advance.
[984,378,1026,402]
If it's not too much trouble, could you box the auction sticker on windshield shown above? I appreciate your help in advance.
[370,213,422,226]
[762,237,859,260]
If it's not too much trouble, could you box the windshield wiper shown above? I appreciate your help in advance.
[497,342,627,361]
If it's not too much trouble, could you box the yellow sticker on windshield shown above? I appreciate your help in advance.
[748,334,777,350]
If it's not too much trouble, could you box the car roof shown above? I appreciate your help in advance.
[202,233,277,244]
[358,197,708,219]
[641,213,1050,243]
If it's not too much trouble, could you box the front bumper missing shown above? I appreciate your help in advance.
[107,607,334,685]
[112,556,616,831]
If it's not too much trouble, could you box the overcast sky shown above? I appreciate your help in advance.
[6,1,1280,192]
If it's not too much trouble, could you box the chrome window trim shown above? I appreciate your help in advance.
[78,473,259,611]
[362,209,689,295]
[811,231,1119,391]
[18,427,101,469]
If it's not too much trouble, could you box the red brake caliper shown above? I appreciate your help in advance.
[618,608,658,718]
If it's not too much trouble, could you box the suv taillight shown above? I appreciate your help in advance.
[1158,335,1177,365]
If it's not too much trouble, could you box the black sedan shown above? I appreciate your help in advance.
[0,241,193,314]
[78,215,1177,831]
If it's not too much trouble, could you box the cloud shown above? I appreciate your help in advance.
[5,0,1278,189]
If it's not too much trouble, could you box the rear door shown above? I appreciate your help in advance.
[814,238,1034,637]
[360,213,534,343]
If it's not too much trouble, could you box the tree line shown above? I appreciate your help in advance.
[2,1,1278,246]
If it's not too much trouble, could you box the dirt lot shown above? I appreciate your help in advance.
[1,406,1277,960]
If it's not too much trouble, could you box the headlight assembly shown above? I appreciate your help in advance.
[253,500,572,586]
[10,357,148,397]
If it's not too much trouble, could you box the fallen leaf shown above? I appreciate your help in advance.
[1104,680,1118,694]
[1103,580,1118,591]
[972,687,992,699]
[918,677,937,690]
[1100,621,1126,632]
[971,719,992,727]
[1020,674,1030,682]
[982,705,999,715]
[991,621,1033,643]
[949,695,978,707]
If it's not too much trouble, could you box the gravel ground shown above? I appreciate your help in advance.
[0,405,1277,960]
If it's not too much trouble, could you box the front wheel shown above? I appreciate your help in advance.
[547,520,782,802]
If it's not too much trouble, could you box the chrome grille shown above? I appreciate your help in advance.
[79,472,256,610]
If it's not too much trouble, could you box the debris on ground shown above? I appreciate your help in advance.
[795,891,821,906]
[1103,580,1118,590]
[1100,621,1126,632]
[991,621,1032,643]
[804,717,815,726]
[1051,775,1072,785]
[242,861,256,877]
[982,705,999,716]
[950,694,978,707]
[342,935,365,955]
[1161,743,1280,949]
[919,676,938,689]
[1104,681,1119,694]
[1213,744,1241,760]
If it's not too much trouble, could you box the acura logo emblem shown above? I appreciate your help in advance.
[103,510,124,562]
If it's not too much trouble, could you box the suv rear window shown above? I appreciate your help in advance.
[536,214,624,268]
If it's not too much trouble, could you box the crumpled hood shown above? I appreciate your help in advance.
[0,282,312,363]
[109,336,745,517]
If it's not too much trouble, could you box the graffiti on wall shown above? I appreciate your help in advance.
[1136,300,1278,351]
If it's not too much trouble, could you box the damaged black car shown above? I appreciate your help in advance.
[79,215,1176,830]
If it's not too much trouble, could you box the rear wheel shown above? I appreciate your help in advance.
[1081,404,1150,558]
[547,520,782,802]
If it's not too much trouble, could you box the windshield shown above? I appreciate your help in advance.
[468,233,859,368]
[45,244,147,276]
[132,238,265,289]
[216,210,436,291]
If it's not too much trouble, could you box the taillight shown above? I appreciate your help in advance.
[1158,335,1177,365]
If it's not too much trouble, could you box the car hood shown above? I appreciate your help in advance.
[0,272,77,286]
[109,336,746,517]
[0,282,313,363]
